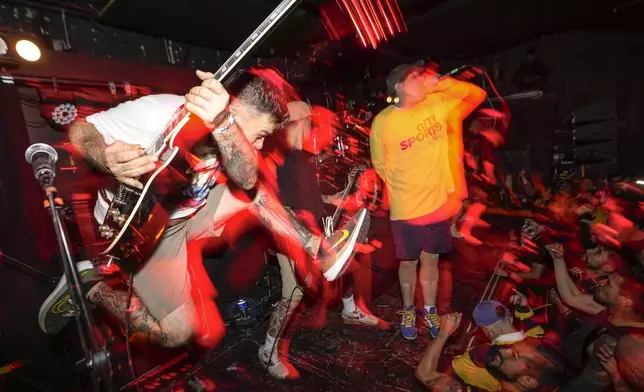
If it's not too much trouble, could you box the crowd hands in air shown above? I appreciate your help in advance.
[417,175,644,391]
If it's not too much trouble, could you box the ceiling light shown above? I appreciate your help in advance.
[15,39,41,62]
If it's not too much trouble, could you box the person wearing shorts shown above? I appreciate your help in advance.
[370,63,486,339]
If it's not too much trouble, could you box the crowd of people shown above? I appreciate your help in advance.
[32,59,644,392]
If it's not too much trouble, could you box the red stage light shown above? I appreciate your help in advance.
[334,0,407,48]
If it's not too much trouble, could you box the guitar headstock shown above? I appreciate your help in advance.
[347,165,366,183]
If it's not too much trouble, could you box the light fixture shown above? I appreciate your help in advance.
[15,39,41,62]
[636,180,644,186]
[0,32,43,68]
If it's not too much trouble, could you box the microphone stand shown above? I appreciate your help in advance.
[42,185,113,392]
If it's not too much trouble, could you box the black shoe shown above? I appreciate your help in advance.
[38,260,103,334]
[320,208,370,281]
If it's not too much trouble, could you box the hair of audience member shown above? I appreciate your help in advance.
[224,67,294,130]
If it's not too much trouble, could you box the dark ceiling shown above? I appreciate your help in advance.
[33,0,644,60]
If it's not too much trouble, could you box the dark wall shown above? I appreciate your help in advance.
[455,31,644,177]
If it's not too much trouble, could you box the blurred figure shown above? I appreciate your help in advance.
[370,63,486,339]
[258,102,376,379]
[512,46,549,92]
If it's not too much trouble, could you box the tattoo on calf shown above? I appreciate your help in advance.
[267,298,299,339]
[90,282,171,346]
[252,191,316,257]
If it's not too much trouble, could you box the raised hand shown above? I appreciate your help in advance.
[104,141,157,188]
[185,70,230,129]
[546,243,564,261]
[509,289,528,307]
[439,312,463,338]
[596,342,619,376]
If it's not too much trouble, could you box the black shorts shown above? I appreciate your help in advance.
[390,217,452,260]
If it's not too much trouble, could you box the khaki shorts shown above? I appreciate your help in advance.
[276,252,304,301]
[133,184,248,320]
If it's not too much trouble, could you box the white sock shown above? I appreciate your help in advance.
[424,304,435,313]
[264,334,278,357]
[342,295,356,312]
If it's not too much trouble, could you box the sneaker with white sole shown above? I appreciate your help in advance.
[341,307,378,326]
[38,260,104,334]
[258,344,290,379]
[319,208,370,281]
[450,224,463,239]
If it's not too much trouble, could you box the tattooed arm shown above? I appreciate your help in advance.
[68,121,109,172]
[211,120,259,190]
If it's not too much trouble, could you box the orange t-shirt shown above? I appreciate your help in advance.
[370,83,480,221]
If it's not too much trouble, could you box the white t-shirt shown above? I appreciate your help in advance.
[87,94,220,224]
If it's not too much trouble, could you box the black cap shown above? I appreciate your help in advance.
[386,62,424,95]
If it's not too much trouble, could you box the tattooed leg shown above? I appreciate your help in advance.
[88,282,193,348]
[267,297,301,339]
[250,185,322,258]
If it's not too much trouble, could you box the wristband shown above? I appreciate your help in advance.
[213,111,235,134]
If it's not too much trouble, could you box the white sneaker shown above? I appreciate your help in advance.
[450,224,463,239]
[341,307,379,326]
[258,344,290,379]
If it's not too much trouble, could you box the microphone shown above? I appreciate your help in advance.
[25,143,58,188]
[440,65,469,79]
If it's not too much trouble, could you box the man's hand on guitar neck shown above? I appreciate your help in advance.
[187,70,260,190]
[185,70,230,129]
[105,141,157,189]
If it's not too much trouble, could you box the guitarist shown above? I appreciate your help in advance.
[259,101,378,379]
[38,69,370,349]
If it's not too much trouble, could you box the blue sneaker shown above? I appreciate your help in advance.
[399,305,417,340]
[423,306,441,338]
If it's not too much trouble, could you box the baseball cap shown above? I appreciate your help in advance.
[472,300,509,327]
[386,62,424,95]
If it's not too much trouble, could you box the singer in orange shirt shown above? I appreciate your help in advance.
[370,63,486,339]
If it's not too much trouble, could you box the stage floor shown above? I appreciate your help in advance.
[3,219,514,392]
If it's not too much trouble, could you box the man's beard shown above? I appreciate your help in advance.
[485,345,516,382]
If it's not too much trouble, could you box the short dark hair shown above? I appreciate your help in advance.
[224,67,292,130]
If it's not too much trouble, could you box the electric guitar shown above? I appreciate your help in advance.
[95,0,302,272]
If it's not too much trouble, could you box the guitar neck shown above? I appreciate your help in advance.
[213,0,301,82]
[145,0,302,158]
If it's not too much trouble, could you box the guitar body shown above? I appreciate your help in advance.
[98,136,193,273]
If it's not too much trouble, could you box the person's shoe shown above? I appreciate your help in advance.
[450,224,463,239]
[341,307,379,326]
[319,208,370,281]
[258,344,290,379]
[423,307,441,338]
[38,260,104,334]
[399,305,417,340]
